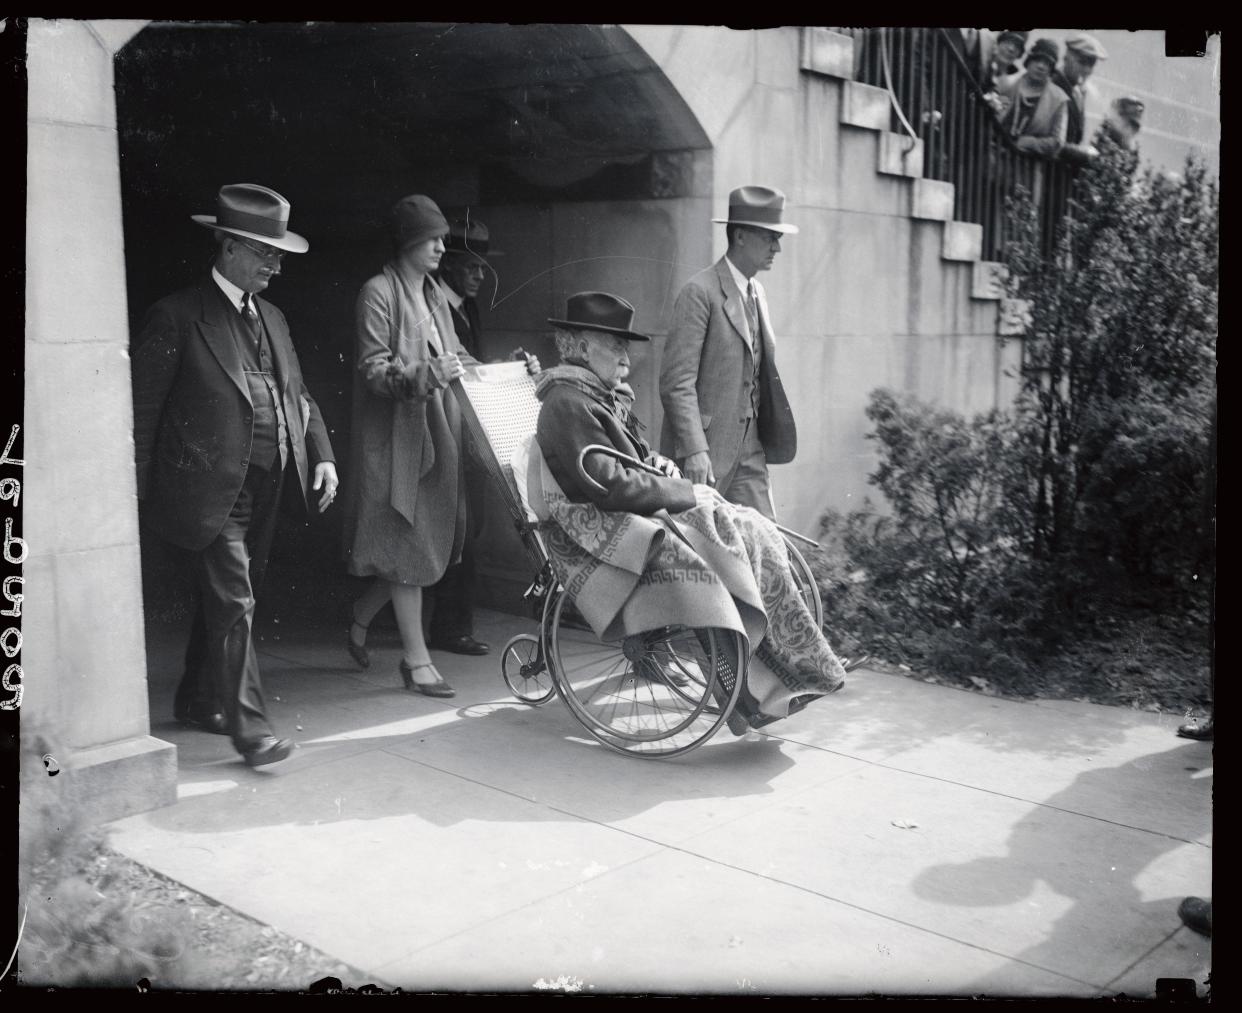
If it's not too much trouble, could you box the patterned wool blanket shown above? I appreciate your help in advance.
[527,448,845,718]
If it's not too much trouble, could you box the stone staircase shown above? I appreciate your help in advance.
[800,28,1021,329]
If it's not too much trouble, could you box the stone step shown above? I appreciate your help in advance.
[942,220,984,262]
[998,297,1033,335]
[910,178,955,221]
[878,131,924,178]
[971,260,1008,300]
[840,81,890,131]
[800,27,857,80]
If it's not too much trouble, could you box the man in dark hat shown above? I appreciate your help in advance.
[131,183,338,767]
[436,214,497,358]
[423,213,502,657]
[659,185,799,521]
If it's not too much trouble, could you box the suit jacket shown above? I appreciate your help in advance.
[1050,69,1087,144]
[131,277,335,552]
[659,257,796,477]
[996,73,1070,157]
[440,283,483,359]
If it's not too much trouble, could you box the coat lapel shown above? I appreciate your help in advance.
[714,258,750,347]
[753,280,777,361]
[196,281,251,403]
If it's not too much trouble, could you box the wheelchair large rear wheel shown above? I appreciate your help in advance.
[544,586,747,758]
[783,537,824,631]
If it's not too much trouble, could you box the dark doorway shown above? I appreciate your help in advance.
[115,21,712,628]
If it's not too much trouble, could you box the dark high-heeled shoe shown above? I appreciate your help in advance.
[399,660,456,698]
[347,618,370,670]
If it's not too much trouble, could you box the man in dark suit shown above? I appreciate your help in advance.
[132,183,338,767]
[436,216,497,358]
[659,185,798,521]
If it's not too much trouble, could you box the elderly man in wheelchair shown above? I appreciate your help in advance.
[503,291,847,756]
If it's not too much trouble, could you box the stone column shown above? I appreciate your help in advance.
[23,18,175,825]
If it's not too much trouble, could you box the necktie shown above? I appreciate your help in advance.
[744,282,760,346]
[240,293,259,337]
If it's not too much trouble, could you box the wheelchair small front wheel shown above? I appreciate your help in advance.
[501,633,557,705]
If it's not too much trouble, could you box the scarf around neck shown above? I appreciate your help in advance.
[535,363,645,434]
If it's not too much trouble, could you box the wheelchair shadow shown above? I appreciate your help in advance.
[138,673,804,839]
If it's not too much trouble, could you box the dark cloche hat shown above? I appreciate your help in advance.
[1024,38,1060,68]
[390,194,450,251]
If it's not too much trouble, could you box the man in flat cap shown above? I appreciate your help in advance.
[660,185,799,520]
[1053,32,1109,163]
[131,183,338,767]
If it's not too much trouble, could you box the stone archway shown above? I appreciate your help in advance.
[24,20,716,824]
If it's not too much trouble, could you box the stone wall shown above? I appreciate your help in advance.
[23,19,175,824]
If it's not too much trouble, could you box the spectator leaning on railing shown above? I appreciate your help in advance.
[992,38,1070,157]
[978,29,1028,95]
[1102,95,1145,151]
[1052,32,1108,164]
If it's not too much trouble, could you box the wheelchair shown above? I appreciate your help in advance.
[454,362,824,759]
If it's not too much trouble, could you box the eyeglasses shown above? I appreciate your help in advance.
[234,238,287,262]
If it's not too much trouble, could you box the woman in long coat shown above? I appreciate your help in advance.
[342,195,468,697]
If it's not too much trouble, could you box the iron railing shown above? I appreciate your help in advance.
[833,27,1077,261]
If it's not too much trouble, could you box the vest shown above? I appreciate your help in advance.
[220,288,289,472]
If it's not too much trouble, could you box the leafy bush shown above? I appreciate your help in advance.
[813,142,1215,697]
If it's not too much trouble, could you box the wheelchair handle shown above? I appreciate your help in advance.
[575,444,819,548]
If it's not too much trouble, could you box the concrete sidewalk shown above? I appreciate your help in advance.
[110,608,1212,996]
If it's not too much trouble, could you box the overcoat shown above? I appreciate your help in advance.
[996,72,1070,156]
[131,277,334,552]
[535,367,696,516]
[342,262,467,585]
[659,257,797,478]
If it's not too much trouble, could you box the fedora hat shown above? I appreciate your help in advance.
[191,183,309,253]
[712,185,799,234]
[445,215,504,262]
[390,194,450,251]
[548,292,650,341]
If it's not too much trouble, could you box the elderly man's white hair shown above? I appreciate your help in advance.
[553,327,620,362]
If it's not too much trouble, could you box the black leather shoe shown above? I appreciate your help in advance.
[241,736,295,768]
[175,705,228,736]
[346,620,371,670]
[430,634,490,656]
[1177,717,1213,741]
[1177,896,1212,936]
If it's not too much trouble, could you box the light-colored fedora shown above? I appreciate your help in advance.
[191,183,309,253]
[712,185,799,234]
